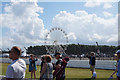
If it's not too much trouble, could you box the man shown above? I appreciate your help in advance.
[87,52,96,76]
[6,46,26,80]
[53,52,65,80]
[109,53,119,80]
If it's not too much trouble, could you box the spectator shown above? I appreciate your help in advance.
[53,52,65,80]
[87,52,96,76]
[109,53,118,79]
[29,54,38,79]
[40,55,45,73]
[116,50,120,80]
[6,46,26,80]
[40,55,53,80]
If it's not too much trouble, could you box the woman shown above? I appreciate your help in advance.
[29,54,38,79]
[40,55,53,80]
[40,55,45,73]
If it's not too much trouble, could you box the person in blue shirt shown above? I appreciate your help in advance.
[87,52,96,77]
[116,50,120,80]
[29,54,38,79]
[109,54,118,79]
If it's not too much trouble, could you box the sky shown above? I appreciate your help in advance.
[0,0,120,51]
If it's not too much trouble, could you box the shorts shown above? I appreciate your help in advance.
[29,67,36,72]
[90,65,95,71]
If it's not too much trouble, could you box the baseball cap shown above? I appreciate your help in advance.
[54,52,61,57]
[116,50,120,54]
[114,54,117,57]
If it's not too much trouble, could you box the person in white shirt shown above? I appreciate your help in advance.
[6,46,26,80]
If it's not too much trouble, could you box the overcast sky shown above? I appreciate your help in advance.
[0,0,119,50]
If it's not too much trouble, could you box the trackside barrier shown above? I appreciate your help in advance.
[0,58,116,70]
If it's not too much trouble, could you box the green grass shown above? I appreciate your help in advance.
[0,63,116,79]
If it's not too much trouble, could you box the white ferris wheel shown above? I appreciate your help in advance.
[44,27,68,54]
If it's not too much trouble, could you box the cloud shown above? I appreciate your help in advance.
[67,32,77,40]
[93,33,102,40]
[52,10,118,45]
[84,0,116,8]
[107,34,118,42]
[103,3,113,9]
[103,11,113,18]
[10,0,38,2]
[1,1,118,50]
[84,0,101,7]
[1,2,46,49]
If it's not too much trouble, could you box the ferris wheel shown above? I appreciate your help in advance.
[44,27,68,54]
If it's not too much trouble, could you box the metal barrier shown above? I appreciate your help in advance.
[0,58,116,70]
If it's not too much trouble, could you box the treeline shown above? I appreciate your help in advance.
[27,44,120,56]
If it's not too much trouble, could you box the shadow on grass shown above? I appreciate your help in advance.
[65,78,116,80]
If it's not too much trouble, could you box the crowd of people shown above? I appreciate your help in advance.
[5,46,69,80]
[5,46,120,80]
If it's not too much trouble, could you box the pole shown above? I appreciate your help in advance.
[24,47,27,59]
[96,42,100,60]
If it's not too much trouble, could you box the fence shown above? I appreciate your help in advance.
[0,58,116,70]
